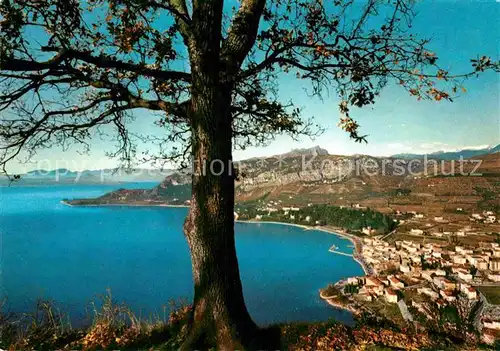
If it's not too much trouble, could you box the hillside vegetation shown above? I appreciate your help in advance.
[236,204,397,234]
[1,294,493,351]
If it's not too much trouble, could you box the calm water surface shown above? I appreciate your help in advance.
[0,184,363,326]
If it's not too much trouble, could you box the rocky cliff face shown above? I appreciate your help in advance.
[70,148,499,209]
[154,149,435,193]
[236,155,351,190]
[235,154,428,192]
[277,145,329,158]
[150,152,439,206]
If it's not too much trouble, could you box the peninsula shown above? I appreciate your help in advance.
[63,146,500,346]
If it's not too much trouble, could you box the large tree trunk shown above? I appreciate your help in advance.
[181,13,258,346]
[182,81,258,349]
[180,3,262,348]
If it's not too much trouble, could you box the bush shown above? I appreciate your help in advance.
[0,291,192,350]
[299,205,397,233]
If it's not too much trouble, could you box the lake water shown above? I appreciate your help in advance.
[0,184,363,326]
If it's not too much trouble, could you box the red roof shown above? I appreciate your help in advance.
[386,288,397,296]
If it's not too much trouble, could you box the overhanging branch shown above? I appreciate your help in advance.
[2,48,191,83]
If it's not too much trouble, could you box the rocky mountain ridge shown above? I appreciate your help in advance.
[67,148,500,217]
[391,143,500,160]
[162,144,499,191]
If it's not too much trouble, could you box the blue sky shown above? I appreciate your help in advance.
[8,0,500,172]
[235,0,500,159]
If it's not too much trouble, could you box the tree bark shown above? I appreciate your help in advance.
[181,13,258,348]
[181,77,258,349]
[179,2,263,348]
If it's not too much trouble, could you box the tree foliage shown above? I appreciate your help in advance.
[300,204,397,232]
[239,203,397,233]
[1,0,497,175]
[1,1,498,348]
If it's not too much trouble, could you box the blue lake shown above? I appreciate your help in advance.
[0,184,363,326]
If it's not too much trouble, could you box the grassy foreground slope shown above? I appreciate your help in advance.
[1,293,496,351]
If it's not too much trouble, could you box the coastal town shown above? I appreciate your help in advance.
[232,197,500,345]
[1,0,498,348]
[64,158,500,347]
[319,209,500,346]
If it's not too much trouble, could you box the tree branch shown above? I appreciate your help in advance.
[150,0,192,44]
[147,0,191,24]
[2,48,191,82]
[221,0,266,73]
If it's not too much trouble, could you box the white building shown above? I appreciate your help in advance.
[465,287,478,300]
[385,288,398,303]
[485,215,496,223]
[434,269,446,276]
[483,319,500,330]
[440,289,456,302]
[489,259,500,272]
[347,277,359,285]
[400,265,411,274]
[488,273,500,282]
[457,270,473,281]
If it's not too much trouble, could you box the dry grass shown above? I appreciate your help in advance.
[0,291,491,350]
[0,291,191,350]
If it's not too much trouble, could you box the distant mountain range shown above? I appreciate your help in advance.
[391,144,500,160]
[278,145,329,157]
[1,167,174,185]
[4,143,498,186]
[67,145,500,214]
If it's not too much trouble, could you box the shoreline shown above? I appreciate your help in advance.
[62,199,369,314]
[235,219,310,230]
[61,200,189,208]
[239,221,369,274]
[319,291,359,314]
[62,200,368,274]
[314,226,369,275]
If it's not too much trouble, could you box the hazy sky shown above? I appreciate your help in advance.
[7,0,500,173]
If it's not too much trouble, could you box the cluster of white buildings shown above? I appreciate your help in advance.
[362,238,500,284]
[253,200,302,218]
[470,210,498,224]
[345,275,404,304]
[397,209,499,238]
[354,237,500,342]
